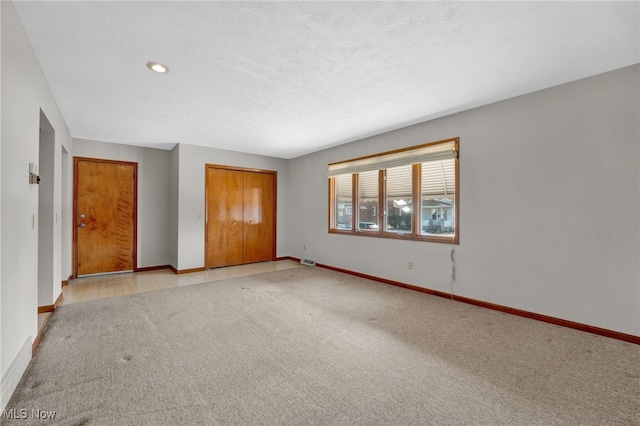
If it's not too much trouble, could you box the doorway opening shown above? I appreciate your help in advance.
[37,111,55,309]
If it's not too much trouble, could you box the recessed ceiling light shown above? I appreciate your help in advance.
[146,62,169,73]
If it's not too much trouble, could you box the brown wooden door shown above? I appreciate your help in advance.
[74,158,136,276]
[206,168,243,268]
[242,171,275,264]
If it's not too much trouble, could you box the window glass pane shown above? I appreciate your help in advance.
[335,174,353,230]
[358,170,379,230]
[421,159,455,236]
[386,165,413,233]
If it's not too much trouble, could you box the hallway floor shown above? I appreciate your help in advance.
[37,259,302,338]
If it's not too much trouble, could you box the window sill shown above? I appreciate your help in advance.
[329,228,458,244]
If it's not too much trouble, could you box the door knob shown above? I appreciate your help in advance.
[79,223,86,228]
[79,214,85,219]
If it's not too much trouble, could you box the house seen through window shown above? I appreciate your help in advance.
[328,137,458,244]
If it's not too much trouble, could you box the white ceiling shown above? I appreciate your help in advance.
[13,1,639,159]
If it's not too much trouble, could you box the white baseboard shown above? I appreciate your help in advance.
[0,337,33,410]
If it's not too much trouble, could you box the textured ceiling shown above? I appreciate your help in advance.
[13,1,640,159]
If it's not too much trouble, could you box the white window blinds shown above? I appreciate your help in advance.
[327,139,457,177]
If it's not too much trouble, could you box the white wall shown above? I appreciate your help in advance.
[175,143,289,270]
[168,145,179,268]
[1,1,73,408]
[288,65,640,336]
[72,138,172,268]
[61,147,71,281]
[37,124,55,307]
[0,0,3,411]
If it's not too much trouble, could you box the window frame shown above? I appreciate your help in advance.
[328,137,459,244]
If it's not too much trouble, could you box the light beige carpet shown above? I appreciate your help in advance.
[3,267,639,425]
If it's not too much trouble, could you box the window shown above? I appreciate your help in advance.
[357,170,379,231]
[386,165,413,234]
[328,138,458,244]
[335,174,353,230]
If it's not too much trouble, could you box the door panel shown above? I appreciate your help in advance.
[242,171,274,264]
[206,168,243,268]
[75,158,136,276]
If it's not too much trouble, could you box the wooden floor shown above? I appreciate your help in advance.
[62,260,301,305]
[37,260,302,338]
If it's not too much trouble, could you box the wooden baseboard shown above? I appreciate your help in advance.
[32,335,41,355]
[168,266,207,275]
[290,258,640,345]
[134,265,171,273]
[38,292,64,314]
[275,256,298,262]
[37,305,54,314]
[55,292,63,308]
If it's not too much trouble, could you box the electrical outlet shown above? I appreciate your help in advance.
[408,261,413,270]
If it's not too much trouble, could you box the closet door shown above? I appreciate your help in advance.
[206,168,244,268]
[242,171,275,264]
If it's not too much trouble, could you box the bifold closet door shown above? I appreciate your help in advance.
[206,168,243,268]
[242,171,275,264]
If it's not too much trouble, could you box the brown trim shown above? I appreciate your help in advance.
[38,305,54,314]
[328,137,459,167]
[286,258,639,345]
[32,335,41,355]
[171,258,295,274]
[134,265,171,273]
[72,156,77,278]
[169,266,207,275]
[133,162,139,271]
[272,171,278,262]
[33,293,61,354]
[73,157,139,277]
[37,293,64,314]
[453,138,460,244]
[329,227,457,244]
[62,280,68,287]
[205,164,276,174]
[177,267,207,274]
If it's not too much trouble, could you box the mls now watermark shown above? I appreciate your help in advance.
[2,408,56,420]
